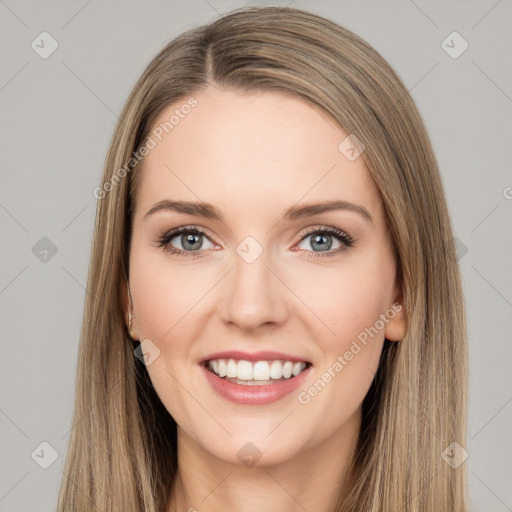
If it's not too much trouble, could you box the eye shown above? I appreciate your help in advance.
[156,224,354,259]
[156,226,217,257]
[294,226,354,258]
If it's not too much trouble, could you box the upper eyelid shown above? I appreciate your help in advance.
[300,224,352,237]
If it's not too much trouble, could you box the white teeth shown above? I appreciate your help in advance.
[226,359,237,378]
[282,361,293,378]
[270,360,283,379]
[292,362,304,376]
[253,361,270,380]
[207,358,308,381]
[237,360,253,380]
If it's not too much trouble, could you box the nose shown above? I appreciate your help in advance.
[217,250,290,332]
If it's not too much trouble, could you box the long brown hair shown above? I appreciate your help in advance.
[58,6,468,511]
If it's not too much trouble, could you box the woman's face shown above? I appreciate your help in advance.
[124,87,405,466]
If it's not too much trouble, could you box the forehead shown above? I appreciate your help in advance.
[134,88,382,225]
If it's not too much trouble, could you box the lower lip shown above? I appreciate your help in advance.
[200,363,312,405]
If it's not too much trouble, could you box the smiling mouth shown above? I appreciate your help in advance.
[203,358,312,386]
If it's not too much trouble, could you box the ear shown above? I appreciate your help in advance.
[119,276,132,330]
[384,285,406,342]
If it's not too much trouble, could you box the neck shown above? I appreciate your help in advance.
[167,407,361,512]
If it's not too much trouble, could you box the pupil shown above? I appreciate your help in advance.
[183,233,201,250]
[312,233,332,251]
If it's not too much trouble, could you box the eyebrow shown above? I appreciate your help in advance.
[144,199,374,224]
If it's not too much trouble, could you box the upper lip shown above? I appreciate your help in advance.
[199,350,312,365]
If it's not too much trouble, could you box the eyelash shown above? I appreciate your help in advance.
[156,225,355,259]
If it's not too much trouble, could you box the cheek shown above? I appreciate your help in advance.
[288,252,395,411]
[289,253,395,348]
[128,240,211,341]
[128,246,212,425]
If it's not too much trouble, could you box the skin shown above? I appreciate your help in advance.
[120,86,406,512]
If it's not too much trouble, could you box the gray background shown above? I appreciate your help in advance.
[0,0,511,510]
